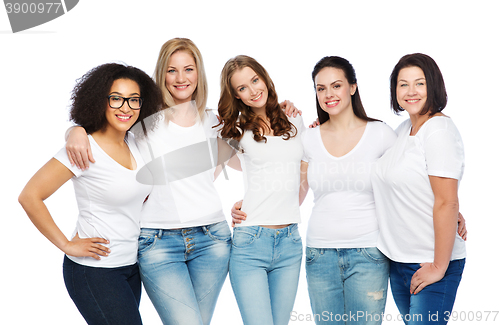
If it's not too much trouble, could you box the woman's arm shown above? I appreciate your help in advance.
[66,126,95,170]
[410,176,459,294]
[19,158,110,260]
[299,161,309,205]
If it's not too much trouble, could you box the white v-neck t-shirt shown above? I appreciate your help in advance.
[54,133,152,268]
[371,117,466,263]
[302,121,397,248]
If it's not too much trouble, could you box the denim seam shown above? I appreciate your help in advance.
[141,272,203,314]
[82,267,110,325]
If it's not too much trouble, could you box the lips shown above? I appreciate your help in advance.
[325,100,339,108]
[406,99,420,103]
[116,114,132,122]
[174,84,189,90]
[251,92,263,102]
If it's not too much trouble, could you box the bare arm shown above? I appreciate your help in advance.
[66,126,95,170]
[299,161,309,205]
[19,158,110,259]
[410,176,459,294]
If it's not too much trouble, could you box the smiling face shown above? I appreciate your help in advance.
[314,67,356,117]
[396,66,428,116]
[105,78,141,133]
[230,66,269,110]
[165,50,198,105]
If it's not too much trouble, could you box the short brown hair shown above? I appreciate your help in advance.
[390,53,447,116]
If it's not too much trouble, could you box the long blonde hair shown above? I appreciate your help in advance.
[153,38,208,121]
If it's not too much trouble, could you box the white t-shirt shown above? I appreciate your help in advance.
[303,121,397,248]
[54,134,152,268]
[131,110,225,229]
[237,115,305,227]
[372,116,466,263]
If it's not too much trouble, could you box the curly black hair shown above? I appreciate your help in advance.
[70,63,163,134]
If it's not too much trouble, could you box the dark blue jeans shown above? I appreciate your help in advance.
[389,259,465,325]
[63,255,142,325]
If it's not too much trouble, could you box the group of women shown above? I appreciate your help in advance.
[19,37,467,325]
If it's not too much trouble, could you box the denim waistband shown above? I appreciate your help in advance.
[140,221,225,239]
[233,224,298,238]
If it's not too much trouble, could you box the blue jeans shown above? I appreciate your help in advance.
[389,259,465,325]
[137,221,231,325]
[305,247,389,324]
[63,255,142,325]
[229,224,303,325]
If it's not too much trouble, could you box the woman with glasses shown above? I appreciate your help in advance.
[64,39,299,325]
[18,63,163,325]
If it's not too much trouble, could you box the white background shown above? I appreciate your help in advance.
[1,0,499,324]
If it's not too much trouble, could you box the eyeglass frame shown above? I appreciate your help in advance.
[107,95,143,110]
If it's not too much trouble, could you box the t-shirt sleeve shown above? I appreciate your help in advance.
[301,128,311,163]
[53,146,83,178]
[379,122,398,154]
[423,120,464,180]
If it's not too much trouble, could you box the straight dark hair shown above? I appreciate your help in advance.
[390,53,447,116]
[312,56,378,124]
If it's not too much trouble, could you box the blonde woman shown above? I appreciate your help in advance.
[65,39,299,325]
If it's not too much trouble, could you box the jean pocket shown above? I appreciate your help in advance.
[138,233,157,258]
[232,228,257,248]
[291,227,302,244]
[205,221,232,243]
[360,247,388,264]
[305,247,319,264]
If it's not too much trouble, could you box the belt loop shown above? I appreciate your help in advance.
[256,227,262,238]
[157,229,163,239]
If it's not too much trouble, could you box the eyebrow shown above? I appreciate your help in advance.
[109,91,141,96]
[236,74,258,89]
[316,80,342,87]
[398,77,426,82]
[167,64,195,69]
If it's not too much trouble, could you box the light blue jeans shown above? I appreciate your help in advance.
[137,221,231,325]
[305,247,390,324]
[229,224,303,325]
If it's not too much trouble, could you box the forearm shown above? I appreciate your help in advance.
[299,161,309,205]
[433,200,459,271]
[19,195,69,252]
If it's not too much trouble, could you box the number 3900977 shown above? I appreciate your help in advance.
[5,2,62,14]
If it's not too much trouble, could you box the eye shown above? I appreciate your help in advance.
[186,68,194,72]
[167,69,176,73]
[316,87,324,92]
[333,84,341,89]
[239,87,246,92]
[400,83,408,87]
[110,96,122,102]
[417,82,425,86]
[252,78,259,84]
[130,97,140,103]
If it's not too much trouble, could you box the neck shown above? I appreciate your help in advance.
[324,107,362,131]
[92,127,127,145]
[409,112,432,135]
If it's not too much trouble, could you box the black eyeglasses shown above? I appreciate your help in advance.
[107,95,143,110]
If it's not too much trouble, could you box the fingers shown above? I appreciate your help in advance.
[87,147,96,164]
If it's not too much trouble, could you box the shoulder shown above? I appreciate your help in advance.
[203,108,219,125]
[368,121,397,137]
[395,119,412,135]
[420,116,462,142]
[287,114,305,133]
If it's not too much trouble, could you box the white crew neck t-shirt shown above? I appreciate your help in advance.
[303,121,397,248]
[237,115,305,227]
[372,116,466,263]
[54,133,152,268]
[132,110,225,229]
